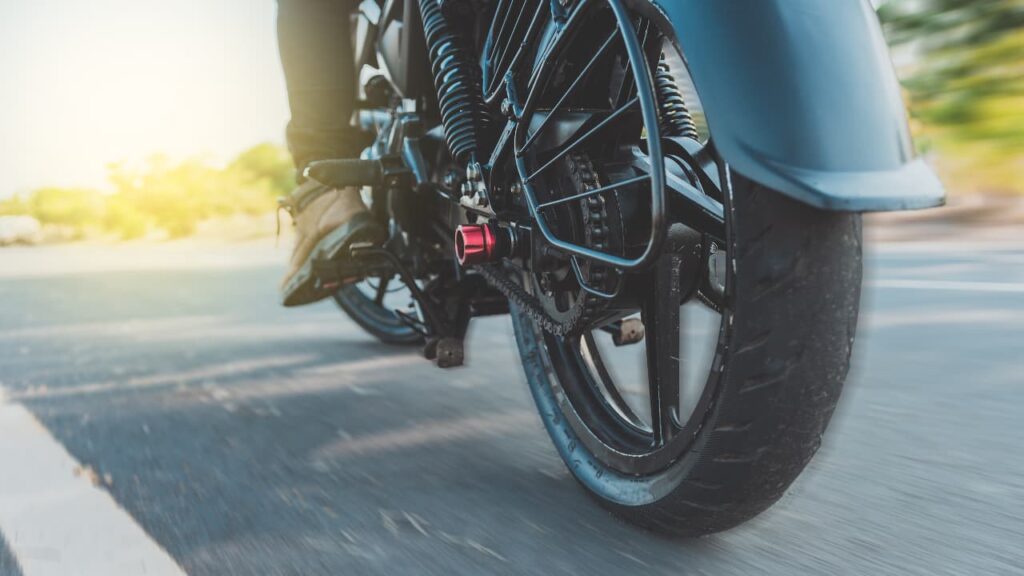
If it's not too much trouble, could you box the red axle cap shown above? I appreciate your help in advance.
[455,224,497,265]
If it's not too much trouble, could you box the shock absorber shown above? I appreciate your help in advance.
[417,0,491,164]
[654,55,700,140]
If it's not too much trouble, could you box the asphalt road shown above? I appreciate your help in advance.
[0,240,1021,575]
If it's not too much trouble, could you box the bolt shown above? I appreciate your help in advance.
[510,182,523,196]
[443,171,459,188]
[540,245,561,259]
[500,99,514,117]
[539,275,552,294]
[465,162,482,182]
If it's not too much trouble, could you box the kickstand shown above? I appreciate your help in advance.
[349,246,469,368]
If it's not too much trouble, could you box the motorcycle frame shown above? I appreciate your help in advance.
[363,0,943,276]
[336,0,949,343]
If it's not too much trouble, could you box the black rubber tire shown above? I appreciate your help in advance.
[512,174,863,535]
[333,285,424,346]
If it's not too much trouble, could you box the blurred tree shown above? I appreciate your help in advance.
[0,194,29,216]
[229,143,296,197]
[879,0,1024,193]
[27,187,105,238]
[102,196,149,240]
[109,154,279,238]
[1,143,295,241]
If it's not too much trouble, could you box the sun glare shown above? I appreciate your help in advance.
[0,0,289,194]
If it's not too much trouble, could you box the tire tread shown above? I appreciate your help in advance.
[605,175,862,535]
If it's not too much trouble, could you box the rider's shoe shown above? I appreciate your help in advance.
[279,181,385,307]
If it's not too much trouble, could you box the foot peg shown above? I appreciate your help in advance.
[304,155,411,190]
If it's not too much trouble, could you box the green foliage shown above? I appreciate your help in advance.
[0,195,29,217]
[27,188,106,239]
[879,0,1024,193]
[2,143,295,240]
[102,196,148,240]
[230,142,296,195]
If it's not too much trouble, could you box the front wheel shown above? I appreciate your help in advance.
[513,175,862,535]
[334,278,424,345]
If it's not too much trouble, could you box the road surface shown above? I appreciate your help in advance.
[0,240,1021,575]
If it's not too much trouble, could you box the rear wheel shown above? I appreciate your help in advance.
[513,176,862,535]
[505,0,863,534]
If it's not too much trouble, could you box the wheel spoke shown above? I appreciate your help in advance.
[520,30,620,153]
[492,0,535,79]
[643,243,683,446]
[487,0,515,62]
[612,16,649,108]
[520,0,593,107]
[579,333,646,429]
[537,174,646,210]
[524,96,639,182]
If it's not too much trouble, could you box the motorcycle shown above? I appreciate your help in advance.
[305,0,945,534]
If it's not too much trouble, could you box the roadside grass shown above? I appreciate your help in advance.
[0,143,294,243]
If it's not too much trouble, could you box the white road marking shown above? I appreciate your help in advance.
[0,389,186,576]
[870,241,1024,254]
[870,279,1024,293]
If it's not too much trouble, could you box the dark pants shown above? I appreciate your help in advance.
[277,0,363,174]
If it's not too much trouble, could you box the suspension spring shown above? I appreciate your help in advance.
[654,56,699,140]
[418,0,492,164]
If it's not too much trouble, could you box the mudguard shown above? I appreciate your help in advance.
[646,0,945,211]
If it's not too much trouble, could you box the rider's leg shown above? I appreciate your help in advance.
[277,0,382,307]
[278,0,362,170]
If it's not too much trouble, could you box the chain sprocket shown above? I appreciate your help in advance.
[562,153,619,332]
[477,154,621,336]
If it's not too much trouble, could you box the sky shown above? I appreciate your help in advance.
[0,0,289,195]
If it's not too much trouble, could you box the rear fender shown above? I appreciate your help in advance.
[645,0,945,211]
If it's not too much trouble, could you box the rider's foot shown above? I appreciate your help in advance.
[279,181,384,307]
